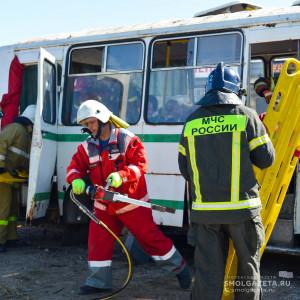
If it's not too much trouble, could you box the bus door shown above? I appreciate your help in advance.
[27,48,58,220]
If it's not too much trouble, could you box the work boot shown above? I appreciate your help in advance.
[176,265,192,289]
[0,243,7,253]
[78,285,111,295]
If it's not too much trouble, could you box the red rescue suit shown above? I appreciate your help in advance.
[66,127,185,289]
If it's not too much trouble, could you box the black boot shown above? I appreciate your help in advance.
[176,265,192,289]
[78,285,111,295]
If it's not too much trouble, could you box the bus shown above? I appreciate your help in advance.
[1,1,300,252]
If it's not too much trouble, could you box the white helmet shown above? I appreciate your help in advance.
[77,100,112,125]
[21,104,36,125]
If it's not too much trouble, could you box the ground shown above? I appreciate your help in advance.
[0,224,300,300]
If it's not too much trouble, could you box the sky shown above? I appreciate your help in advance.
[0,0,296,46]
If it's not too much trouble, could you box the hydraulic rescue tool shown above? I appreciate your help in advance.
[87,185,176,214]
[222,58,300,300]
[70,182,176,300]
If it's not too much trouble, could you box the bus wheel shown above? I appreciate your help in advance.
[61,186,91,245]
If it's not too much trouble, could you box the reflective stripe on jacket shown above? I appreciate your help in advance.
[66,126,148,215]
[178,94,275,222]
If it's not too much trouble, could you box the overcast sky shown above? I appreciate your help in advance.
[0,0,296,46]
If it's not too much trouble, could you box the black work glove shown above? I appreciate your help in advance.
[0,167,6,174]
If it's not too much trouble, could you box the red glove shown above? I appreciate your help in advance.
[294,150,300,158]
[254,77,272,103]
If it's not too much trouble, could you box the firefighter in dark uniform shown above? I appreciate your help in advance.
[178,63,275,300]
[0,105,36,253]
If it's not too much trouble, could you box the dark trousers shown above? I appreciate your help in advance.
[192,216,265,300]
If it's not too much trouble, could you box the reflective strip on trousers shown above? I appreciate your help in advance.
[0,220,8,226]
[88,260,112,267]
[0,216,16,226]
[152,245,176,261]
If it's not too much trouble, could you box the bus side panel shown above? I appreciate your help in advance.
[146,174,185,227]
[142,125,185,227]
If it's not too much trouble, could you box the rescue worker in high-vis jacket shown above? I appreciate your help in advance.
[0,104,36,253]
[66,100,191,296]
[178,63,275,300]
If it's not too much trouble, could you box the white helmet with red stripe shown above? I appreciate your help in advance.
[77,100,112,124]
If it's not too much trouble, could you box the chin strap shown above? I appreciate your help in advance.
[94,120,106,140]
[81,121,107,140]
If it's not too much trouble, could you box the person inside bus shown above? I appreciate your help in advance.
[254,77,273,104]
[125,95,141,124]
[71,77,93,124]
[253,77,278,122]
[178,63,275,300]
[147,95,160,122]
[159,99,183,123]
[66,100,191,295]
[96,77,122,116]
[0,105,36,253]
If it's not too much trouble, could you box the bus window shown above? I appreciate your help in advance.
[147,32,243,124]
[197,33,242,65]
[249,59,266,114]
[107,43,143,71]
[63,42,144,125]
[270,57,298,82]
[42,60,56,124]
[69,47,104,74]
[20,65,37,111]
[152,39,195,68]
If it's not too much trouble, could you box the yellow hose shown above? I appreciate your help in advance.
[70,191,133,300]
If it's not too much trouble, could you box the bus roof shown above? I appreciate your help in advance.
[3,6,300,50]
[194,1,262,17]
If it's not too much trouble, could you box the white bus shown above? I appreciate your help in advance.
[1,1,300,252]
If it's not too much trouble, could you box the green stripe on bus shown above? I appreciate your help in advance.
[42,131,58,141]
[51,133,180,143]
[138,134,180,143]
[58,191,65,200]
[34,192,50,202]
[150,199,184,210]
[57,134,88,142]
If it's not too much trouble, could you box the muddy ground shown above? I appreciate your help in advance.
[0,224,300,300]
